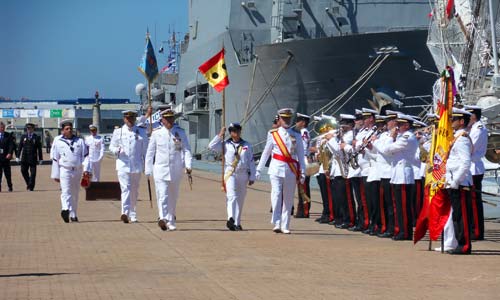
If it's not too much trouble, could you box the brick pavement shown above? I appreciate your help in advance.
[0,157,499,299]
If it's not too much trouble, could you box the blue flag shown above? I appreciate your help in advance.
[138,35,159,82]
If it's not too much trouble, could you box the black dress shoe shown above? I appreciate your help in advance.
[339,223,349,229]
[315,217,322,222]
[378,232,393,238]
[294,214,306,218]
[392,234,407,241]
[158,219,168,231]
[235,225,243,231]
[70,217,79,222]
[226,217,236,231]
[8,187,12,192]
[61,210,70,223]
[319,218,330,224]
[362,228,372,234]
[447,247,471,255]
[369,230,379,236]
[120,214,129,223]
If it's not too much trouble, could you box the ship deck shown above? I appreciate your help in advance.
[1,157,500,299]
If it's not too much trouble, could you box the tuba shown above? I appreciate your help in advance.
[314,116,339,174]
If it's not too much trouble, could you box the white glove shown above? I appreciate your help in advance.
[445,180,458,190]
[299,173,306,185]
[255,170,261,180]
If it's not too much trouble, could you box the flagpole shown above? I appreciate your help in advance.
[221,88,226,192]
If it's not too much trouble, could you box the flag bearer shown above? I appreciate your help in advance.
[208,122,255,231]
[83,124,104,182]
[256,108,306,234]
[109,110,149,223]
[145,109,192,231]
[51,120,91,223]
[445,108,473,254]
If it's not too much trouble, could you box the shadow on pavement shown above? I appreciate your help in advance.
[0,272,77,278]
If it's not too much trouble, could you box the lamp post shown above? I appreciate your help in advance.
[92,90,102,132]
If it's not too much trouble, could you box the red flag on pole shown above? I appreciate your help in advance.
[198,49,229,92]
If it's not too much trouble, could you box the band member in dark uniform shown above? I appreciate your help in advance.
[18,123,43,191]
[295,113,311,218]
[0,122,15,192]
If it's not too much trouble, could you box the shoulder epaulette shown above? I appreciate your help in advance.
[269,128,278,133]
[478,125,483,129]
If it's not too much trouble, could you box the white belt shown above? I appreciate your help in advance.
[61,165,82,171]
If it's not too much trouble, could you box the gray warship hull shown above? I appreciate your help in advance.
[173,0,437,154]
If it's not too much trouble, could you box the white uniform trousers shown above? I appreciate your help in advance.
[226,172,249,226]
[59,166,82,218]
[154,177,181,225]
[270,173,296,231]
[89,161,101,182]
[118,172,141,221]
[442,208,458,250]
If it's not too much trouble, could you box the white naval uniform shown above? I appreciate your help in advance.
[208,135,256,226]
[145,126,192,227]
[50,135,90,218]
[256,127,306,231]
[469,121,488,176]
[445,129,472,188]
[372,131,394,180]
[109,125,149,222]
[377,131,418,185]
[83,135,104,182]
[300,128,310,157]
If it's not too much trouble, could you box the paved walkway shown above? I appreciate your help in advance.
[1,157,499,299]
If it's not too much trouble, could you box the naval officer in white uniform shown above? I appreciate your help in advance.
[145,109,192,231]
[83,124,104,182]
[445,108,473,254]
[51,119,91,223]
[109,110,149,223]
[208,122,256,231]
[256,108,306,234]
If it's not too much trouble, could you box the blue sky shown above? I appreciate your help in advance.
[0,0,187,102]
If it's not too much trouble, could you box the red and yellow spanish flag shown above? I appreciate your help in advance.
[198,49,229,92]
[414,66,455,244]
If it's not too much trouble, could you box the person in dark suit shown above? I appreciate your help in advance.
[18,123,43,191]
[0,122,15,192]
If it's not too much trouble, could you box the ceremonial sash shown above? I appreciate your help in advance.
[223,144,244,182]
[271,130,300,178]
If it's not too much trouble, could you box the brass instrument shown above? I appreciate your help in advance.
[347,125,383,169]
[318,142,333,174]
[419,144,429,163]
[334,129,349,178]
[485,134,500,163]
[312,115,339,174]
